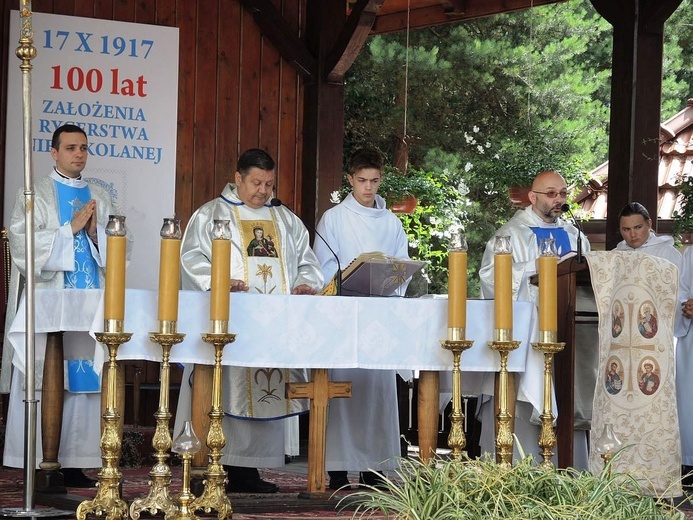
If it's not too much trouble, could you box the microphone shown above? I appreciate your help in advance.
[561,203,584,263]
[270,197,342,295]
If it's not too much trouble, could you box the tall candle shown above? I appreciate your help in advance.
[158,237,181,322]
[104,234,126,321]
[538,255,558,331]
[448,251,467,328]
[210,237,231,321]
[494,253,513,330]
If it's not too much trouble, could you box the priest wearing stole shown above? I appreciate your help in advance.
[1,124,133,487]
[478,170,591,465]
[178,148,323,493]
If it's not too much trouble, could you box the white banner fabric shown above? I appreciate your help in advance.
[4,11,179,289]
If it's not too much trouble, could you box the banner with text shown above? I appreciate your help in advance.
[4,11,179,289]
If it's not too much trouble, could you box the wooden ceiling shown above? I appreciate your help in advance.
[366,0,568,33]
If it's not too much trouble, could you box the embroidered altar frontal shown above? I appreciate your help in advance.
[587,251,681,496]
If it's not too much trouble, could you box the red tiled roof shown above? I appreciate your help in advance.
[575,98,693,221]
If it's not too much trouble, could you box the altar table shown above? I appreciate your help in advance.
[7,289,544,491]
[7,289,543,410]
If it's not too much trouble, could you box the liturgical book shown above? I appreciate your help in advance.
[341,252,426,297]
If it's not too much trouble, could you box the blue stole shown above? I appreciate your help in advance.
[529,227,572,257]
[55,180,100,289]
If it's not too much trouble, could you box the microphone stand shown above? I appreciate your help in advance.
[270,198,342,295]
[561,203,584,263]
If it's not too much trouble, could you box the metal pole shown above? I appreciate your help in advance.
[1,5,72,518]
[16,1,38,511]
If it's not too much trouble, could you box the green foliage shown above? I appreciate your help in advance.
[378,166,440,206]
[673,177,693,240]
[344,0,693,296]
[342,455,688,519]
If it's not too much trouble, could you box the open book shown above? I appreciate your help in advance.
[341,252,426,297]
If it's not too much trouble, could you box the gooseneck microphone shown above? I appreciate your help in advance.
[270,197,342,295]
[561,203,584,263]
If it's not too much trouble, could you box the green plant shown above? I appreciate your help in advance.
[341,454,688,519]
[673,176,693,243]
[379,166,439,206]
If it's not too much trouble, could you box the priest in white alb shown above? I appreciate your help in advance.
[1,124,133,488]
[176,148,323,493]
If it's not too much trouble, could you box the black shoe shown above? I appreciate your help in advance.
[225,477,279,493]
[683,466,693,487]
[328,471,351,490]
[359,471,387,490]
[62,468,97,488]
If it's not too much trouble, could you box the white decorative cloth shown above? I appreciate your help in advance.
[587,251,681,496]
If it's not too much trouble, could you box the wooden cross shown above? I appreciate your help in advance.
[286,368,351,495]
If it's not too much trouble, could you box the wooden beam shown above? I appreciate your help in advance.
[240,0,316,78]
[590,0,683,248]
[325,0,385,82]
[302,0,347,226]
[371,0,566,34]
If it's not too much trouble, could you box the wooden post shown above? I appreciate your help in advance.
[417,370,439,462]
[35,332,65,493]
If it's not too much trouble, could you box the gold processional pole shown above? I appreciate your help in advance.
[77,216,131,520]
[488,236,520,468]
[532,238,564,469]
[441,234,473,460]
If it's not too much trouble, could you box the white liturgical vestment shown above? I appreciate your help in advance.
[315,192,409,472]
[2,170,132,468]
[478,205,591,464]
[176,183,323,467]
[479,205,589,302]
[677,247,693,466]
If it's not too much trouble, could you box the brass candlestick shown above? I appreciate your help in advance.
[532,331,565,469]
[441,328,474,460]
[189,325,235,519]
[76,330,132,520]
[488,331,520,469]
[130,321,185,520]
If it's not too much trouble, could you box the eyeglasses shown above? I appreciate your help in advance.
[533,189,568,199]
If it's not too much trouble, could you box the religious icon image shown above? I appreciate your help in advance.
[611,300,624,338]
[604,357,623,395]
[637,302,658,339]
[247,226,278,257]
[637,358,660,396]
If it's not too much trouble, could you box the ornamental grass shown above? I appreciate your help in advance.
[341,453,689,519]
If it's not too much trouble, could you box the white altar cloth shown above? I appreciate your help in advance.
[6,289,546,414]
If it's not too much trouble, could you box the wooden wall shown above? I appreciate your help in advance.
[0,0,306,230]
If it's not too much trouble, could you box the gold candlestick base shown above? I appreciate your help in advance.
[441,338,474,460]
[130,328,186,520]
[76,331,132,520]
[532,339,565,470]
[488,339,521,468]
[190,332,236,519]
